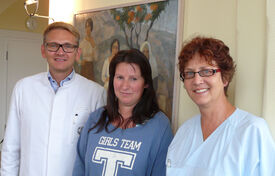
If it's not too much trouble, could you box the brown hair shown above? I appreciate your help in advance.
[178,36,236,95]
[43,22,80,45]
[90,49,159,133]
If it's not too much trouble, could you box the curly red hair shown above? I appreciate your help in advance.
[178,36,236,95]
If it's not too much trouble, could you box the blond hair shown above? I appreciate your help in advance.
[43,22,80,45]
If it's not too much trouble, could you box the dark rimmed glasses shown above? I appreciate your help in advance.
[45,42,78,53]
[180,69,221,81]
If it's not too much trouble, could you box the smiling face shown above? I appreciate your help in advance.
[183,53,228,108]
[113,62,147,110]
[41,29,81,77]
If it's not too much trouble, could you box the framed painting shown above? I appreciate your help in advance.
[74,0,182,126]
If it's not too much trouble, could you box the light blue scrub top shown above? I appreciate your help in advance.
[166,108,275,176]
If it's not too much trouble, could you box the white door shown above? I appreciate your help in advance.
[0,30,47,148]
[6,39,47,113]
[0,40,7,146]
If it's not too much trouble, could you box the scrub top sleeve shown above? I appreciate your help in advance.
[150,123,173,176]
[258,121,275,176]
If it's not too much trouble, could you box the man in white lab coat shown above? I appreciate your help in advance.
[0,22,106,176]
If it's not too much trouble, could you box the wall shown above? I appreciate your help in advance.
[179,0,237,125]
[0,30,47,149]
[65,0,237,128]
[74,0,152,13]
[181,0,270,133]
[235,0,266,117]
[0,0,49,147]
[264,0,275,138]
[49,0,274,137]
[0,0,49,33]
[70,0,238,127]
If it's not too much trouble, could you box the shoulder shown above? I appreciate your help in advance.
[146,111,173,145]
[231,109,275,166]
[75,73,104,90]
[176,114,200,135]
[232,108,268,132]
[149,111,171,128]
[14,72,47,89]
[168,115,199,150]
[18,72,46,83]
[86,107,105,125]
[231,108,275,147]
[146,111,173,139]
[82,107,107,134]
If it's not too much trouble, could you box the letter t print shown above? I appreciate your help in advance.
[92,147,136,176]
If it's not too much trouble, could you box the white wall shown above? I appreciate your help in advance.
[74,0,155,13]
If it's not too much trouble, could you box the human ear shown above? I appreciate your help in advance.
[75,47,82,62]
[41,44,47,59]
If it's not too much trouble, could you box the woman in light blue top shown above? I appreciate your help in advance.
[166,36,275,176]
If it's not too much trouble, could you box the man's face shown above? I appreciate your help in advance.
[41,29,81,77]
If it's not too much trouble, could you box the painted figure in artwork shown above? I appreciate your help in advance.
[79,18,97,81]
[101,39,120,90]
[140,41,158,90]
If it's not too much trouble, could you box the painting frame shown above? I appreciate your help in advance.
[73,0,183,132]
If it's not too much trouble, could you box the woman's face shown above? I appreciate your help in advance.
[183,53,228,108]
[111,41,119,55]
[113,62,147,109]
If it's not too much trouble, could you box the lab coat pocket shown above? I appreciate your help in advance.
[71,107,90,143]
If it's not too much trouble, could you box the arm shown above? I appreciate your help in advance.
[241,118,275,176]
[150,123,173,176]
[72,121,89,176]
[257,121,275,176]
[73,110,102,176]
[0,83,21,175]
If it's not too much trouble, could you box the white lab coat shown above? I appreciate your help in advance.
[1,72,106,176]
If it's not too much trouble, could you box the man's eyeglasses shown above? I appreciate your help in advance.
[45,42,78,53]
[180,69,221,81]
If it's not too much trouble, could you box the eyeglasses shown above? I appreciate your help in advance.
[180,69,221,81]
[45,42,78,53]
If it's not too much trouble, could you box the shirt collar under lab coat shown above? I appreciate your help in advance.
[47,70,75,93]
